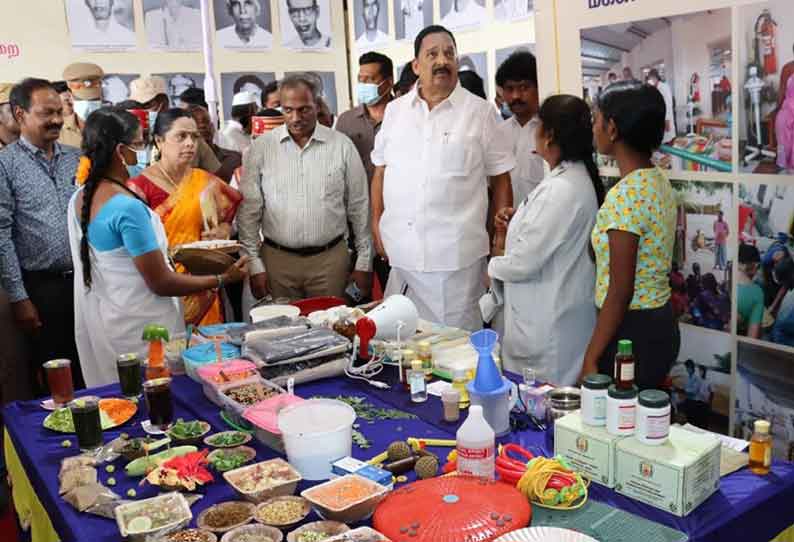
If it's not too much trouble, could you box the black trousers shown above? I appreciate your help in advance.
[597,301,681,390]
[22,270,85,397]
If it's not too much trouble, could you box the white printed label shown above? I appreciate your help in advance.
[457,445,495,478]
[410,374,424,395]
[618,404,636,430]
[620,363,635,382]
[644,413,669,439]
[594,397,607,420]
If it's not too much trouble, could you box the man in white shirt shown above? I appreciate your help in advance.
[284,0,331,50]
[217,0,273,49]
[356,0,389,50]
[398,0,424,41]
[496,50,545,205]
[77,0,136,47]
[238,74,372,301]
[647,69,676,144]
[441,0,485,30]
[145,0,202,50]
[218,91,257,154]
[371,25,514,330]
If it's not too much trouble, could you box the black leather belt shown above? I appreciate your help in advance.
[264,235,344,257]
[23,268,74,280]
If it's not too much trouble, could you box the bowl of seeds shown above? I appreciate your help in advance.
[220,523,284,542]
[286,521,349,542]
[254,496,310,530]
[167,528,218,542]
[197,501,256,534]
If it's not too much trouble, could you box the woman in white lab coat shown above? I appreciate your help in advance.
[487,95,605,385]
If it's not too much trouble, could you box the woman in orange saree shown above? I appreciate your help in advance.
[127,108,242,325]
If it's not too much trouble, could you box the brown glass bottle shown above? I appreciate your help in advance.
[614,340,635,389]
[749,420,772,475]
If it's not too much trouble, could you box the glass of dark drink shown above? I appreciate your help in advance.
[143,378,174,431]
[116,354,142,399]
[68,396,103,451]
[44,359,74,407]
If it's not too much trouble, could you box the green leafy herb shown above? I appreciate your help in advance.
[208,432,247,447]
[209,450,251,472]
[313,396,417,422]
[168,419,208,440]
[353,429,371,449]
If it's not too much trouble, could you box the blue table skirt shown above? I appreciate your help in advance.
[5,371,794,542]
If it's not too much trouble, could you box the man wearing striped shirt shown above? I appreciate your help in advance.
[238,74,373,301]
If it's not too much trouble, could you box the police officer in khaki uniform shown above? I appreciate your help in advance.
[61,62,106,149]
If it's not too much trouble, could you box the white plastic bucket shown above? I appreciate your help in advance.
[277,398,356,480]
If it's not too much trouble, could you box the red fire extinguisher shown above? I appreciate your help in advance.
[755,9,778,76]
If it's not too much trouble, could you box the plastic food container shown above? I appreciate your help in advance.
[221,524,283,542]
[301,474,390,524]
[183,342,241,382]
[115,492,192,541]
[223,458,302,503]
[198,360,259,406]
[243,394,306,452]
[219,376,284,429]
[277,399,356,481]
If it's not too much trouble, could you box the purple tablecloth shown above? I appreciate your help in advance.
[6,372,794,542]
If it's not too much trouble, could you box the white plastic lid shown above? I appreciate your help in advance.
[755,419,770,434]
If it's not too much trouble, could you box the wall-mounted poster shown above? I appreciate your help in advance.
[284,70,338,113]
[279,0,332,51]
[494,0,533,23]
[394,0,432,43]
[670,180,734,334]
[65,0,136,51]
[735,340,794,461]
[102,73,139,104]
[440,0,486,32]
[144,0,203,51]
[737,182,794,348]
[738,1,794,175]
[153,72,205,106]
[221,71,276,119]
[580,8,734,174]
[459,52,488,98]
[353,0,389,51]
[214,0,273,50]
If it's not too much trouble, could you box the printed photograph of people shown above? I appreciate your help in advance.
[738,1,794,174]
[580,9,734,173]
[215,0,273,50]
[280,0,332,51]
[65,0,136,50]
[102,74,138,104]
[668,325,731,434]
[440,0,486,31]
[669,181,733,332]
[221,72,276,120]
[494,0,533,23]
[394,0,432,43]
[144,0,203,50]
[354,0,389,51]
[738,182,794,347]
[154,73,203,106]
[735,341,794,461]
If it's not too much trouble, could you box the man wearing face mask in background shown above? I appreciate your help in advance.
[356,0,389,49]
[337,52,394,290]
[0,84,20,150]
[371,26,514,330]
[495,50,544,205]
[62,62,105,146]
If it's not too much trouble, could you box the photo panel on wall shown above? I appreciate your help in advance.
[65,0,136,51]
[279,0,333,51]
[459,52,488,98]
[153,72,205,107]
[353,0,390,51]
[394,0,433,43]
[284,70,337,114]
[738,1,794,175]
[439,0,486,32]
[214,0,274,50]
[735,340,794,461]
[143,0,203,51]
[737,181,794,349]
[580,8,734,174]
[494,0,533,23]
[102,74,139,105]
[670,180,734,334]
[221,72,276,120]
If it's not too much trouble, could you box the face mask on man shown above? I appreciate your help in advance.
[73,100,103,121]
[356,80,387,106]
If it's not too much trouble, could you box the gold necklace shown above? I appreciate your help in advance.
[157,162,182,191]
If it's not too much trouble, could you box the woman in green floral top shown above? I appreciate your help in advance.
[579,81,680,389]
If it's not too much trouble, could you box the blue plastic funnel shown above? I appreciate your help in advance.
[470,329,503,393]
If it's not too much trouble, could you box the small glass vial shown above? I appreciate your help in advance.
[409,360,427,403]
[614,339,635,389]
[581,374,611,426]
[416,341,434,381]
[400,349,416,391]
[452,368,471,408]
[606,384,638,436]
[749,419,772,475]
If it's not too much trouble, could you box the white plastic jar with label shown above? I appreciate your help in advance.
[636,389,671,445]
[581,374,612,426]
[606,384,638,436]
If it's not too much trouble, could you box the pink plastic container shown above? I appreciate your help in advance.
[197,360,259,406]
[243,394,306,452]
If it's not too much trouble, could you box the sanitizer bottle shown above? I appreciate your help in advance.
[456,405,496,480]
